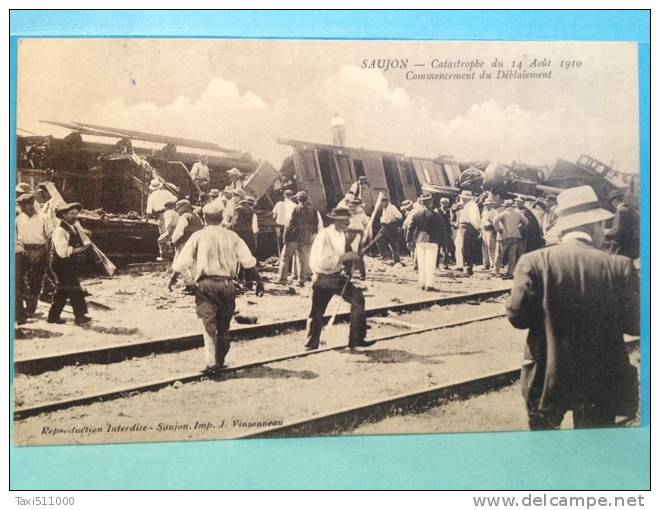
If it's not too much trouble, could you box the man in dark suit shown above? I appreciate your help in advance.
[606,189,640,259]
[507,186,640,430]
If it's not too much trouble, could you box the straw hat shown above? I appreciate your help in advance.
[16,183,32,194]
[16,193,35,204]
[283,189,294,198]
[460,190,473,200]
[418,193,432,202]
[226,168,242,177]
[503,199,514,206]
[400,199,413,209]
[440,197,450,205]
[202,203,224,220]
[209,188,220,198]
[295,190,309,201]
[552,186,614,233]
[327,206,351,220]
[55,202,83,218]
[149,178,163,191]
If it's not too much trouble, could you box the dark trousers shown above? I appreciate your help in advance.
[48,258,88,321]
[460,224,479,272]
[527,400,617,430]
[306,273,366,348]
[195,277,236,368]
[23,245,48,312]
[15,252,28,322]
[379,223,400,263]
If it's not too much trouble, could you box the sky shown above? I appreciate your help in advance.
[17,39,639,172]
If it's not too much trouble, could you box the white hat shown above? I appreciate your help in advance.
[202,203,224,220]
[552,186,614,233]
[149,178,163,191]
[460,190,473,199]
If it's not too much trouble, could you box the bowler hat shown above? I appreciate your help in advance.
[55,202,83,218]
[327,206,351,220]
[552,186,614,233]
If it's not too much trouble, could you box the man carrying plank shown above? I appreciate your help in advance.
[304,206,375,351]
[48,202,92,325]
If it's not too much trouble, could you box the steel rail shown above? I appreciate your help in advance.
[15,286,511,376]
[237,337,642,439]
[14,312,509,420]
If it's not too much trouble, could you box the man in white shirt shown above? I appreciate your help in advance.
[156,199,180,261]
[168,203,265,373]
[146,179,178,250]
[330,112,346,146]
[272,189,294,254]
[48,202,92,325]
[16,194,53,314]
[190,155,211,192]
[456,190,481,276]
[305,206,375,351]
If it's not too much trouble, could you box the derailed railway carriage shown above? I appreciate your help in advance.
[277,138,461,212]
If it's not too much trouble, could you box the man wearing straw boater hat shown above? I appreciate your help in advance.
[226,167,245,191]
[507,186,640,430]
[47,202,93,325]
[405,193,444,291]
[305,206,375,350]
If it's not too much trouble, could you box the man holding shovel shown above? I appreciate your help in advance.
[304,206,375,351]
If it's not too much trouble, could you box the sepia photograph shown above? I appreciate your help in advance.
[12,38,641,446]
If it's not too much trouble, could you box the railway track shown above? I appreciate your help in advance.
[15,286,511,375]
[237,337,642,439]
[14,311,508,420]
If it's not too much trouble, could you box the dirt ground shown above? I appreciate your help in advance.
[352,349,641,436]
[14,300,509,408]
[14,316,529,446]
[14,256,509,359]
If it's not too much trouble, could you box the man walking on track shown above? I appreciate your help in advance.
[507,186,639,430]
[305,206,375,351]
[168,203,265,374]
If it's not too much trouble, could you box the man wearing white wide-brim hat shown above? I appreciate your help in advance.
[507,186,640,430]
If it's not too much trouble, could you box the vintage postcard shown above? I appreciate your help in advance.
[13,39,641,446]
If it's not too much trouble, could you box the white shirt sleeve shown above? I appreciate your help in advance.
[52,227,73,258]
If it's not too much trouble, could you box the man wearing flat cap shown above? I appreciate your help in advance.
[171,199,204,254]
[48,202,93,325]
[169,203,264,373]
[507,186,640,430]
[278,190,318,287]
[605,188,639,259]
[305,206,374,350]
[15,193,53,316]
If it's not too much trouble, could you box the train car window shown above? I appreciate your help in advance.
[300,151,319,181]
[422,166,432,184]
[353,159,366,178]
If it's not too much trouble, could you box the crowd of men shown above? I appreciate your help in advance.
[15,163,641,430]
